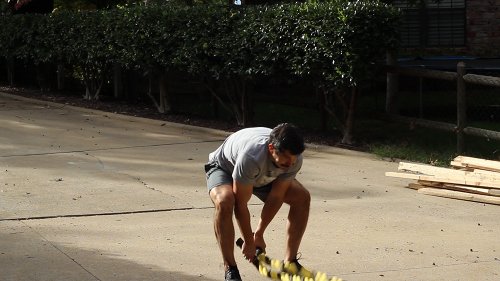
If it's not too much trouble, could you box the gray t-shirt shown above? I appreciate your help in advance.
[208,127,302,187]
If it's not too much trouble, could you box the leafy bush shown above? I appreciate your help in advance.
[1,1,399,85]
[0,0,400,129]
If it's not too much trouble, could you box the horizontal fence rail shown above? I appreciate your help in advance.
[463,73,500,87]
[385,65,458,81]
[385,59,500,153]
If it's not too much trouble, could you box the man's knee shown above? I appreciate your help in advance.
[300,187,311,207]
[217,196,235,213]
[285,181,310,206]
[211,186,236,213]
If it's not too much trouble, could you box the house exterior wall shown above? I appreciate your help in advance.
[467,0,500,55]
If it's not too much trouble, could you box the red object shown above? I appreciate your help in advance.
[10,0,53,14]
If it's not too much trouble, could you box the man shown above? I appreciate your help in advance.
[205,123,311,281]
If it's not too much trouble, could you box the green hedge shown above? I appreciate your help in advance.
[0,1,400,88]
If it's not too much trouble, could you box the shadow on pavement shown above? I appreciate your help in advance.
[0,228,217,281]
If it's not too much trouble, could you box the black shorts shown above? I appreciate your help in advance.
[204,162,271,202]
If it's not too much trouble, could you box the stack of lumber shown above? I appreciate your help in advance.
[386,156,500,205]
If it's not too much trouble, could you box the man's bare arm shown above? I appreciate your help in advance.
[254,179,292,247]
[233,180,255,261]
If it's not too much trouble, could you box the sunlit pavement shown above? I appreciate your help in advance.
[1,92,499,281]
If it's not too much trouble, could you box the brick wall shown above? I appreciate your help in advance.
[467,0,500,55]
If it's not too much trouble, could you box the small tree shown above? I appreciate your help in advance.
[56,11,113,100]
[287,2,401,144]
[172,5,254,125]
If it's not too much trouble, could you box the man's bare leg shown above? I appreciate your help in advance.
[210,184,237,269]
[283,180,311,261]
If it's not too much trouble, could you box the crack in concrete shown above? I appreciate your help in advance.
[0,206,214,222]
[84,151,106,170]
[134,176,163,193]
[342,259,500,277]
[0,203,266,222]
[0,139,224,158]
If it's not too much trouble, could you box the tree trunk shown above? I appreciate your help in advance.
[84,85,91,100]
[158,70,172,114]
[333,88,349,119]
[93,78,103,100]
[113,63,123,99]
[7,57,14,86]
[231,77,252,127]
[323,89,345,134]
[204,80,232,119]
[341,87,358,145]
[122,69,130,99]
[36,63,50,92]
[317,88,328,131]
[57,64,65,90]
[146,68,172,114]
[222,79,244,126]
[240,78,251,127]
[81,65,106,100]
[211,89,219,118]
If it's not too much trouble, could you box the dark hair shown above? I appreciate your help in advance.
[269,123,305,155]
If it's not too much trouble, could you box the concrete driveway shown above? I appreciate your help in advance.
[1,92,498,281]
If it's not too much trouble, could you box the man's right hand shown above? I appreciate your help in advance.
[242,239,256,262]
[254,232,266,251]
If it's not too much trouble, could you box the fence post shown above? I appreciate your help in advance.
[456,62,466,154]
[57,64,65,90]
[386,51,399,114]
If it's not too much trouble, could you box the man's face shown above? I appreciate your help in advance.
[268,143,297,169]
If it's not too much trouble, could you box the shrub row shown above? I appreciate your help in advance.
[0,1,400,87]
[0,1,400,132]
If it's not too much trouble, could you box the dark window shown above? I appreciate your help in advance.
[393,0,465,47]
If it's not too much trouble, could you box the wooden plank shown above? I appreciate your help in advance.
[417,180,444,187]
[440,184,492,196]
[450,160,471,169]
[385,172,500,189]
[399,162,463,176]
[398,162,500,181]
[416,181,494,196]
[471,169,500,177]
[490,189,500,196]
[407,183,424,190]
[386,172,422,180]
[451,161,500,177]
[410,182,500,197]
[453,156,500,173]
[418,187,500,205]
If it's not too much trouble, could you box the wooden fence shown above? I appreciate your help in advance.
[385,58,500,153]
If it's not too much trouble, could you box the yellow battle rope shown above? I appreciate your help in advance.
[236,238,343,281]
